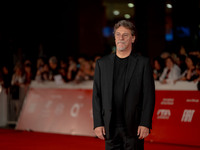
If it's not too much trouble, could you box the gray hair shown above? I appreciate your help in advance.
[114,20,136,36]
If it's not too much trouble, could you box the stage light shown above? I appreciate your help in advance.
[113,10,120,16]
[124,14,131,19]
[128,3,134,8]
[166,4,172,9]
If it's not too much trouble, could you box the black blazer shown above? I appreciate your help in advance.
[92,52,155,139]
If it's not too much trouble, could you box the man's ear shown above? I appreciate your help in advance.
[132,36,136,43]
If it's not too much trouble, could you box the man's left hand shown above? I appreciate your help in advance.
[137,126,149,139]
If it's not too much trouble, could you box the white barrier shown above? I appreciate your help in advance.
[2,80,198,127]
[30,80,198,91]
[155,81,198,91]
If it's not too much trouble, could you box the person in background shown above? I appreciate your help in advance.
[159,56,181,84]
[0,65,12,93]
[48,56,60,81]
[152,56,164,80]
[59,59,69,82]
[23,60,33,85]
[75,59,94,83]
[67,57,78,81]
[10,64,25,119]
[179,45,187,56]
[194,62,200,83]
[175,54,187,74]
[36,57,45,71]
[35,63,50,82]
[11,64,25,88]
[160,51,170,60]
[179,55,198,81]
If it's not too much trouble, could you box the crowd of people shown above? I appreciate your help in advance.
[0,55,101,94]
[0,54,101,120]
[0,48,200,121]
[1,49,200,96]
[152,49,200,88]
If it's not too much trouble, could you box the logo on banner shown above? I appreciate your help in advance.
[157,109,171,119]
[186,99,199,103]
[181,109,195,122]
[161,98,174,105]
[70,103,84,117]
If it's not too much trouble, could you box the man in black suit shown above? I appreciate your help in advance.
[92,20,155,150]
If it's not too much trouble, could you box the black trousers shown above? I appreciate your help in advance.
[105,127,144,150]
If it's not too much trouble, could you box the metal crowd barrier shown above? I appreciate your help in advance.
[0,85,29,126]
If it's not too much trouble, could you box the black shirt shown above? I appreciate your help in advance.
[111,55,129,127]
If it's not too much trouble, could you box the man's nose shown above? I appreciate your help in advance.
[119,35,124,40]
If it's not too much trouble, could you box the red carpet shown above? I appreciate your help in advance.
[0,128,200,150]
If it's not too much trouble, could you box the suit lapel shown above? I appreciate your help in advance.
[124,54,138,93]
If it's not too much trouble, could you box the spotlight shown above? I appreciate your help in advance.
[124,14,131,19]
[128,3,134,8]
[166,4,172,9]
[113,10,120,16]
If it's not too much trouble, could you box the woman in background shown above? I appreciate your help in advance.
[159,56,181,84]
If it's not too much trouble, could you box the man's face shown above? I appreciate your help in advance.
[115,26,135,51]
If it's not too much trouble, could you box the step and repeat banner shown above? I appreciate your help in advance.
[16,81,200,146]
[145,90,200,147]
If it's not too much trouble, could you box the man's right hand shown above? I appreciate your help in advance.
[94,126,106,140]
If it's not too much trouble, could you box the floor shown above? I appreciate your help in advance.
[0,128,199,150]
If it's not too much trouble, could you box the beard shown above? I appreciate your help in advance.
[116,41,127,51]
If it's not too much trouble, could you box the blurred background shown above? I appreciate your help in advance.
[0,0,200,68]
[0,1,200,149]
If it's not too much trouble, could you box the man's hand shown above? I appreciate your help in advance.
[137,126,149,140]
[94,126,106,140]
